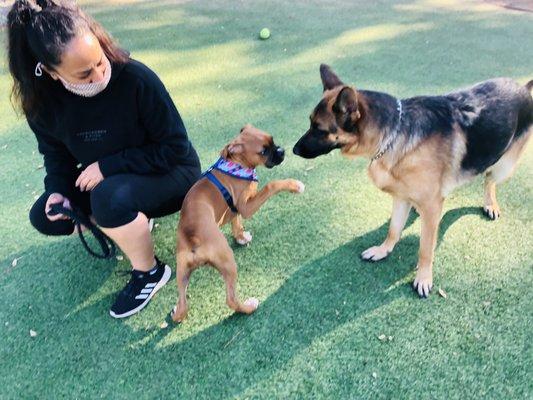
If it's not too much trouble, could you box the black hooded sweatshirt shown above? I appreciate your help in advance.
[27,59,200,196]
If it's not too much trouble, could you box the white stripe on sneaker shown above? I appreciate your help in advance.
[135,293,149,300]
[145,282,157,288]
[110,265,172,319]
[140,288,153,294]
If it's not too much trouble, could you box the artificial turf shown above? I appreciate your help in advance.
[0,0,531,398]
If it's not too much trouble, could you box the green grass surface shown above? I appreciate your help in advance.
[1,0,532,398]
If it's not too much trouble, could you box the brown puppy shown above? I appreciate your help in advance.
[171,124,305,322]
[293,65,532,297]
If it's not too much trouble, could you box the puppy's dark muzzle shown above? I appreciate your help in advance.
[266,146,285,168]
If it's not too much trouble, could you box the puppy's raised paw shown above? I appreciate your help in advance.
[236,231,253,246]
[286,179,305,194]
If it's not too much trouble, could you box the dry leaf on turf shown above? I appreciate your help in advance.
[438,288,447,298]
[160,321,168,329]
[29,330,37,337]
[11,257,23,267]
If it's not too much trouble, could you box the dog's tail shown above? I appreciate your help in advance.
[526,80,533,96]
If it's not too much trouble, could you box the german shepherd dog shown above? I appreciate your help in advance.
[293,65,532,297]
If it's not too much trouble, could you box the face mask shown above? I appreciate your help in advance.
[58,56,112,97]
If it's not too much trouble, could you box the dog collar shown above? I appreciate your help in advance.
[372,99,403,161]
[207,157,258,181]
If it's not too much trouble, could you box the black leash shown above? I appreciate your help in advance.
[47,203,116,259]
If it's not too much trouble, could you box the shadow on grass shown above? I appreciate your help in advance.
[90,205,483,398]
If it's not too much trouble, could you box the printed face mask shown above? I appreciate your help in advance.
[58,56,112,97]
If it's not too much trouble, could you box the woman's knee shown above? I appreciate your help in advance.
[90,179,137,228]
[29,194,75,236]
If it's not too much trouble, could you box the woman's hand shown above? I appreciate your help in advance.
[76,162,104,191]
[45,193,71,221]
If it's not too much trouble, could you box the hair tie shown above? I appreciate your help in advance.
[35,62,43,77]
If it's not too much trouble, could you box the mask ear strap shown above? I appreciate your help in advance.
[35,62,43,77]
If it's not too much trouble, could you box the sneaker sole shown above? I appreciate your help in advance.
[109,265,172,319]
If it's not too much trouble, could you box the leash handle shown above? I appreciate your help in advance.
[48,203,116,259]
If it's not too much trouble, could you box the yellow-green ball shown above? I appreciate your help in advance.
[259,28,270,40]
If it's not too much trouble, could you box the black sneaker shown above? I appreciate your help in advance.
[110,258,171,319]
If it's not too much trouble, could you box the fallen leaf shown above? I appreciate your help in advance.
[36,164,44,170]
[116,255,124,261]
[305,166,315,171]
[154,223,160,228]
[372,372,378,379]
[378,334,387,341]
[160,321,168,329]
[11,257,23,267]
[1,144,7,150]
[29,330,37,337]
[388,336,393,341]
[438,288,447,299]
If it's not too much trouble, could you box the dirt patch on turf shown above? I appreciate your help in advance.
[484,0,533,12]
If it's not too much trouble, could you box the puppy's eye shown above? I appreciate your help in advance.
[259,148,268,156]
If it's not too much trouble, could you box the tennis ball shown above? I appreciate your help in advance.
[259,28,271,40]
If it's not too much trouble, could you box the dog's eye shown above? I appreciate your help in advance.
[259,148,268,156]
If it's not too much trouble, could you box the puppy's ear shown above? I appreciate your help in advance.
[320,64,343,91]
[222,143,244,158]
[240,123,252,133]
[334,86,360,118]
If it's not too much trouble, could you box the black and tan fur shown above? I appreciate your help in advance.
[293,64,533,297]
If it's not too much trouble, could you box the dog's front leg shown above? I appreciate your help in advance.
[231,215,253,245]
[413,199,443,298]
[361,197,412,261]
[238,179,304,219]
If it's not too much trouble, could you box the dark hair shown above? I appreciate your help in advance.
[7,0,129,118]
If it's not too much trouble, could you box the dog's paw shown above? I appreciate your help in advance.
[294,180,305,193]
[287,179,305,194]
[243,297,259,312]
[483,204,501,220]
[170,305,187,323]
[361,245,391,262]
[236,231,253,246]
[413,268,433,298]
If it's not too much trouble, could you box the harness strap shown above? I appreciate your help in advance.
[203,171,238,213]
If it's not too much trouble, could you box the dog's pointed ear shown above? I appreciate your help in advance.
[334,86,360,117]
[320,64,343,91]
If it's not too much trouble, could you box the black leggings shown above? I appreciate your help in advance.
[29,165,200,236]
